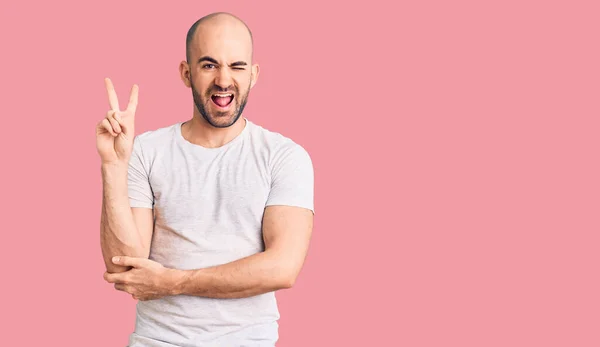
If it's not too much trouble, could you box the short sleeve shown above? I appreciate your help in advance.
[265,143,315,213]
[128,136,154,209]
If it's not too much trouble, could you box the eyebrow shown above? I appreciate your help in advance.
[198,56,248,67]
[198,56,219,64]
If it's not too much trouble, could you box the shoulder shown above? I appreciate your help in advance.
[129,123,180,171]
[132,122,181,159]
[246,120,313,170]
[134,123,180,148]
[247,120,310,155]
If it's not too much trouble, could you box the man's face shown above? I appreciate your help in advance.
[185,24,258,128]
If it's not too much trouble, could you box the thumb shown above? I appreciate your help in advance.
[112,256,146,268]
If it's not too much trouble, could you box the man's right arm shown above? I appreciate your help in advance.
[97,78,153,274]
[100,162,154,274]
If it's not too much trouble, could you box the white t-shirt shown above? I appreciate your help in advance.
[126,118,314,347]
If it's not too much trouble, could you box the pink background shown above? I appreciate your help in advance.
[1,0,599,346]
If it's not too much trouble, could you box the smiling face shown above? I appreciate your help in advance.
[180,14,259,128]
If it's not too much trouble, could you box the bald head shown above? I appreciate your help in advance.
[185,12,254,63]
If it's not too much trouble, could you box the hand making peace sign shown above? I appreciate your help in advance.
[96,78,139,165]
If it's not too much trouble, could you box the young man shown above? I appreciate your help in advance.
[96,12,314,347]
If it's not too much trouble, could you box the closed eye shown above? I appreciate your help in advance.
[231,61,248,70]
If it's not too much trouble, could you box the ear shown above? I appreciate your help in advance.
[250,63,260,89]
[179,60,191,88]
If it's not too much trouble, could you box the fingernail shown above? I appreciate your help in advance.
[112,256,119,263]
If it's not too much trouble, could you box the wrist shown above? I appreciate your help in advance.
[166,268,190,296]
[101,160,129,172]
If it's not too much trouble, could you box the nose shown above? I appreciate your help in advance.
[215,68,233,90]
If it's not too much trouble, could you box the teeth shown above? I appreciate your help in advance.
[213,93,232,97]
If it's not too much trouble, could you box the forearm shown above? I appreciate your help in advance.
[170,250,295,299]
[100,163,146,273]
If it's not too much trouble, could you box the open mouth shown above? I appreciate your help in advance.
[211,93,234,108]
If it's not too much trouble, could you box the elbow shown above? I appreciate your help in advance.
[274,267,299,290]
[102,245,150,274]
[265,250,303,290]
[275,276,295,290]
[281,276,296,289]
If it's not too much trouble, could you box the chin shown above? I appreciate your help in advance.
[203,110,241,128]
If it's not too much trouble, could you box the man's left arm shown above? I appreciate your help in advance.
[175,204,313,298]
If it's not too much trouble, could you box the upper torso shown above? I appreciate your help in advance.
[126,118,312,346]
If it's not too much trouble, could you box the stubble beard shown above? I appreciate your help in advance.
[191,80,250,129]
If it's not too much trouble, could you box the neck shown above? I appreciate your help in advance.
[182,113,246,148]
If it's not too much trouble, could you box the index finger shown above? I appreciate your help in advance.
[103,271,126,284]
[127,84,139,113]
[104,77,120,111]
